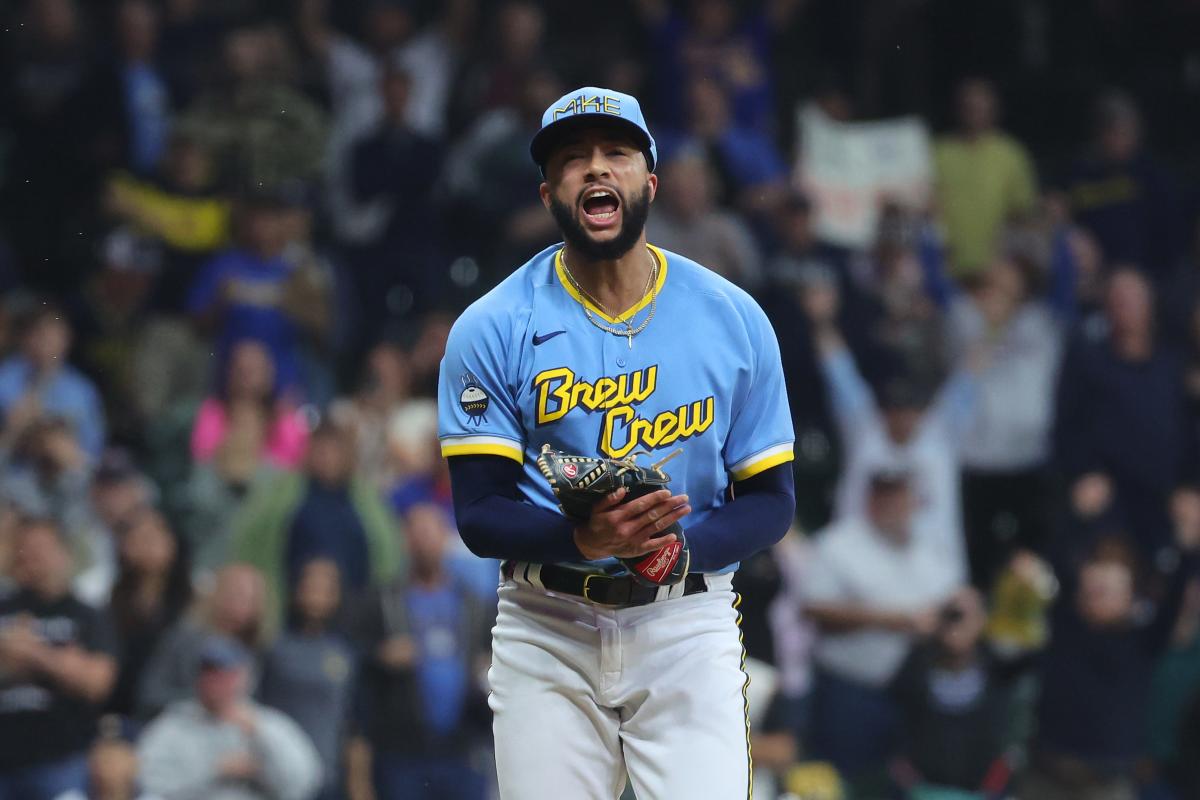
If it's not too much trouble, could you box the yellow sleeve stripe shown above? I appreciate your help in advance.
[441,442,525,464]
[730,447,794,482]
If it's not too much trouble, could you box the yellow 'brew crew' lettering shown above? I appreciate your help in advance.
[532,365,714,458]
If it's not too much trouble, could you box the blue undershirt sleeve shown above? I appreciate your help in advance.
[448,454,585,563]
[683,463,796,572]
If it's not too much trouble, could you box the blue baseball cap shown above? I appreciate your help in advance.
[198,635,251,671]
[530,87,657,175]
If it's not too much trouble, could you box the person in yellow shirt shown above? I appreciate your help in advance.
[934,79,1038,278]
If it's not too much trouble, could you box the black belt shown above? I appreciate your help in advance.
[503,561,708,608]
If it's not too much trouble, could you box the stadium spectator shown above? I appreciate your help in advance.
[847,206,947,388]
[350,499,493,800]
[762,191,851,290]
[188,195,319,397]
[933,78,1038,278]
[1065,91,1186,281]
[258,558,355,800]
[889,585,1025,795]
[300,0,472,250]
[644,144,763,289]
[386,400,449,517]
[759,193,878,529]
[346,63,446,336]
[277,189,337,407]
[75,449,158,608]
[106,507,193,721]
[442,68,563,288]
[176,24,328,192]
[803,270,974,575]
[70,230,161,445]
[940,253,1066,587]
[1054,268,1195,560]
[404,312,453,399]
[136,563,266,719]
[232,419,401,628]
[761,530,818,766]
[663,78,790,215]
[85,0,172,177]
[105,130,231,316]
[634,0,774,133]
[448,1,547,135]
[0,303,106,461]
[0,517,117,798]
[190,338,308,482]
[803,469,962,782]
[137,634,322,800]
[0,417,94,551]
[403,501,497,610]
[1020,529,1199,800]
[0,0,100,290]
[330,343,415,490]
[57,730,157,800]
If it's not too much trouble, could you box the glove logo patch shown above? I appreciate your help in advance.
[459,372,490,425]
[562,463,578,479]
[639,541,682,581]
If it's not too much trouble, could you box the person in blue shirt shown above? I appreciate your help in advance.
[352,502,494,800]
[0,303,105,461]
[437,86,796,800]
[188,195,308,394]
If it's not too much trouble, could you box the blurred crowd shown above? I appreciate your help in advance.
[0,0,1199,799]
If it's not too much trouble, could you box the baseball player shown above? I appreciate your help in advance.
[437,86,796,799]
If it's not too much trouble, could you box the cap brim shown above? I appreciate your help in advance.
[531,114,655,173]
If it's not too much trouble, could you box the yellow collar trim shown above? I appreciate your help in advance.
[554,245,668,324]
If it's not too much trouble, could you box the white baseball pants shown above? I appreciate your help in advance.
[488,573,752,799]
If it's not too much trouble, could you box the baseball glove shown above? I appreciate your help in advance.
[536,444,689,588]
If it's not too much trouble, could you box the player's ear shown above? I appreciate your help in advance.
[647,173,658,204]
[539,181,552,210]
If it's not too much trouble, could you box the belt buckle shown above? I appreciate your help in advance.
[582,573,627,607]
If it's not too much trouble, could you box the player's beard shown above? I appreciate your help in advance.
[550,182,651,261]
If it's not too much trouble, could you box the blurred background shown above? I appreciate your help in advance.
[0,0,1199,798]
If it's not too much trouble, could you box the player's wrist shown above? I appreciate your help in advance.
[573,527,608,561]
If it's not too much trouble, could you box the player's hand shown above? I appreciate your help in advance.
[573,487,691,561]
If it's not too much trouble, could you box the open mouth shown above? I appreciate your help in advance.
[580,187,621,227]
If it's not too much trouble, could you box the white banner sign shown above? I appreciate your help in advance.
[795,105,933,248]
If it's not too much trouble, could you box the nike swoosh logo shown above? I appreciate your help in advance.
[532,330,567,346]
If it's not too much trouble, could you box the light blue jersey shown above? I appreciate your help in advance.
[437,243,794,572]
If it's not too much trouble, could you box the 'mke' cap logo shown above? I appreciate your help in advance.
[530,86,657,174]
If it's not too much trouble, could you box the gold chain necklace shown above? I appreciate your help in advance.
[561,248,658,349]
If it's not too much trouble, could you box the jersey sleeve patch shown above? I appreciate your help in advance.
[456,371,492,424]
[440,435,525,464]
[729,442,794,482]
